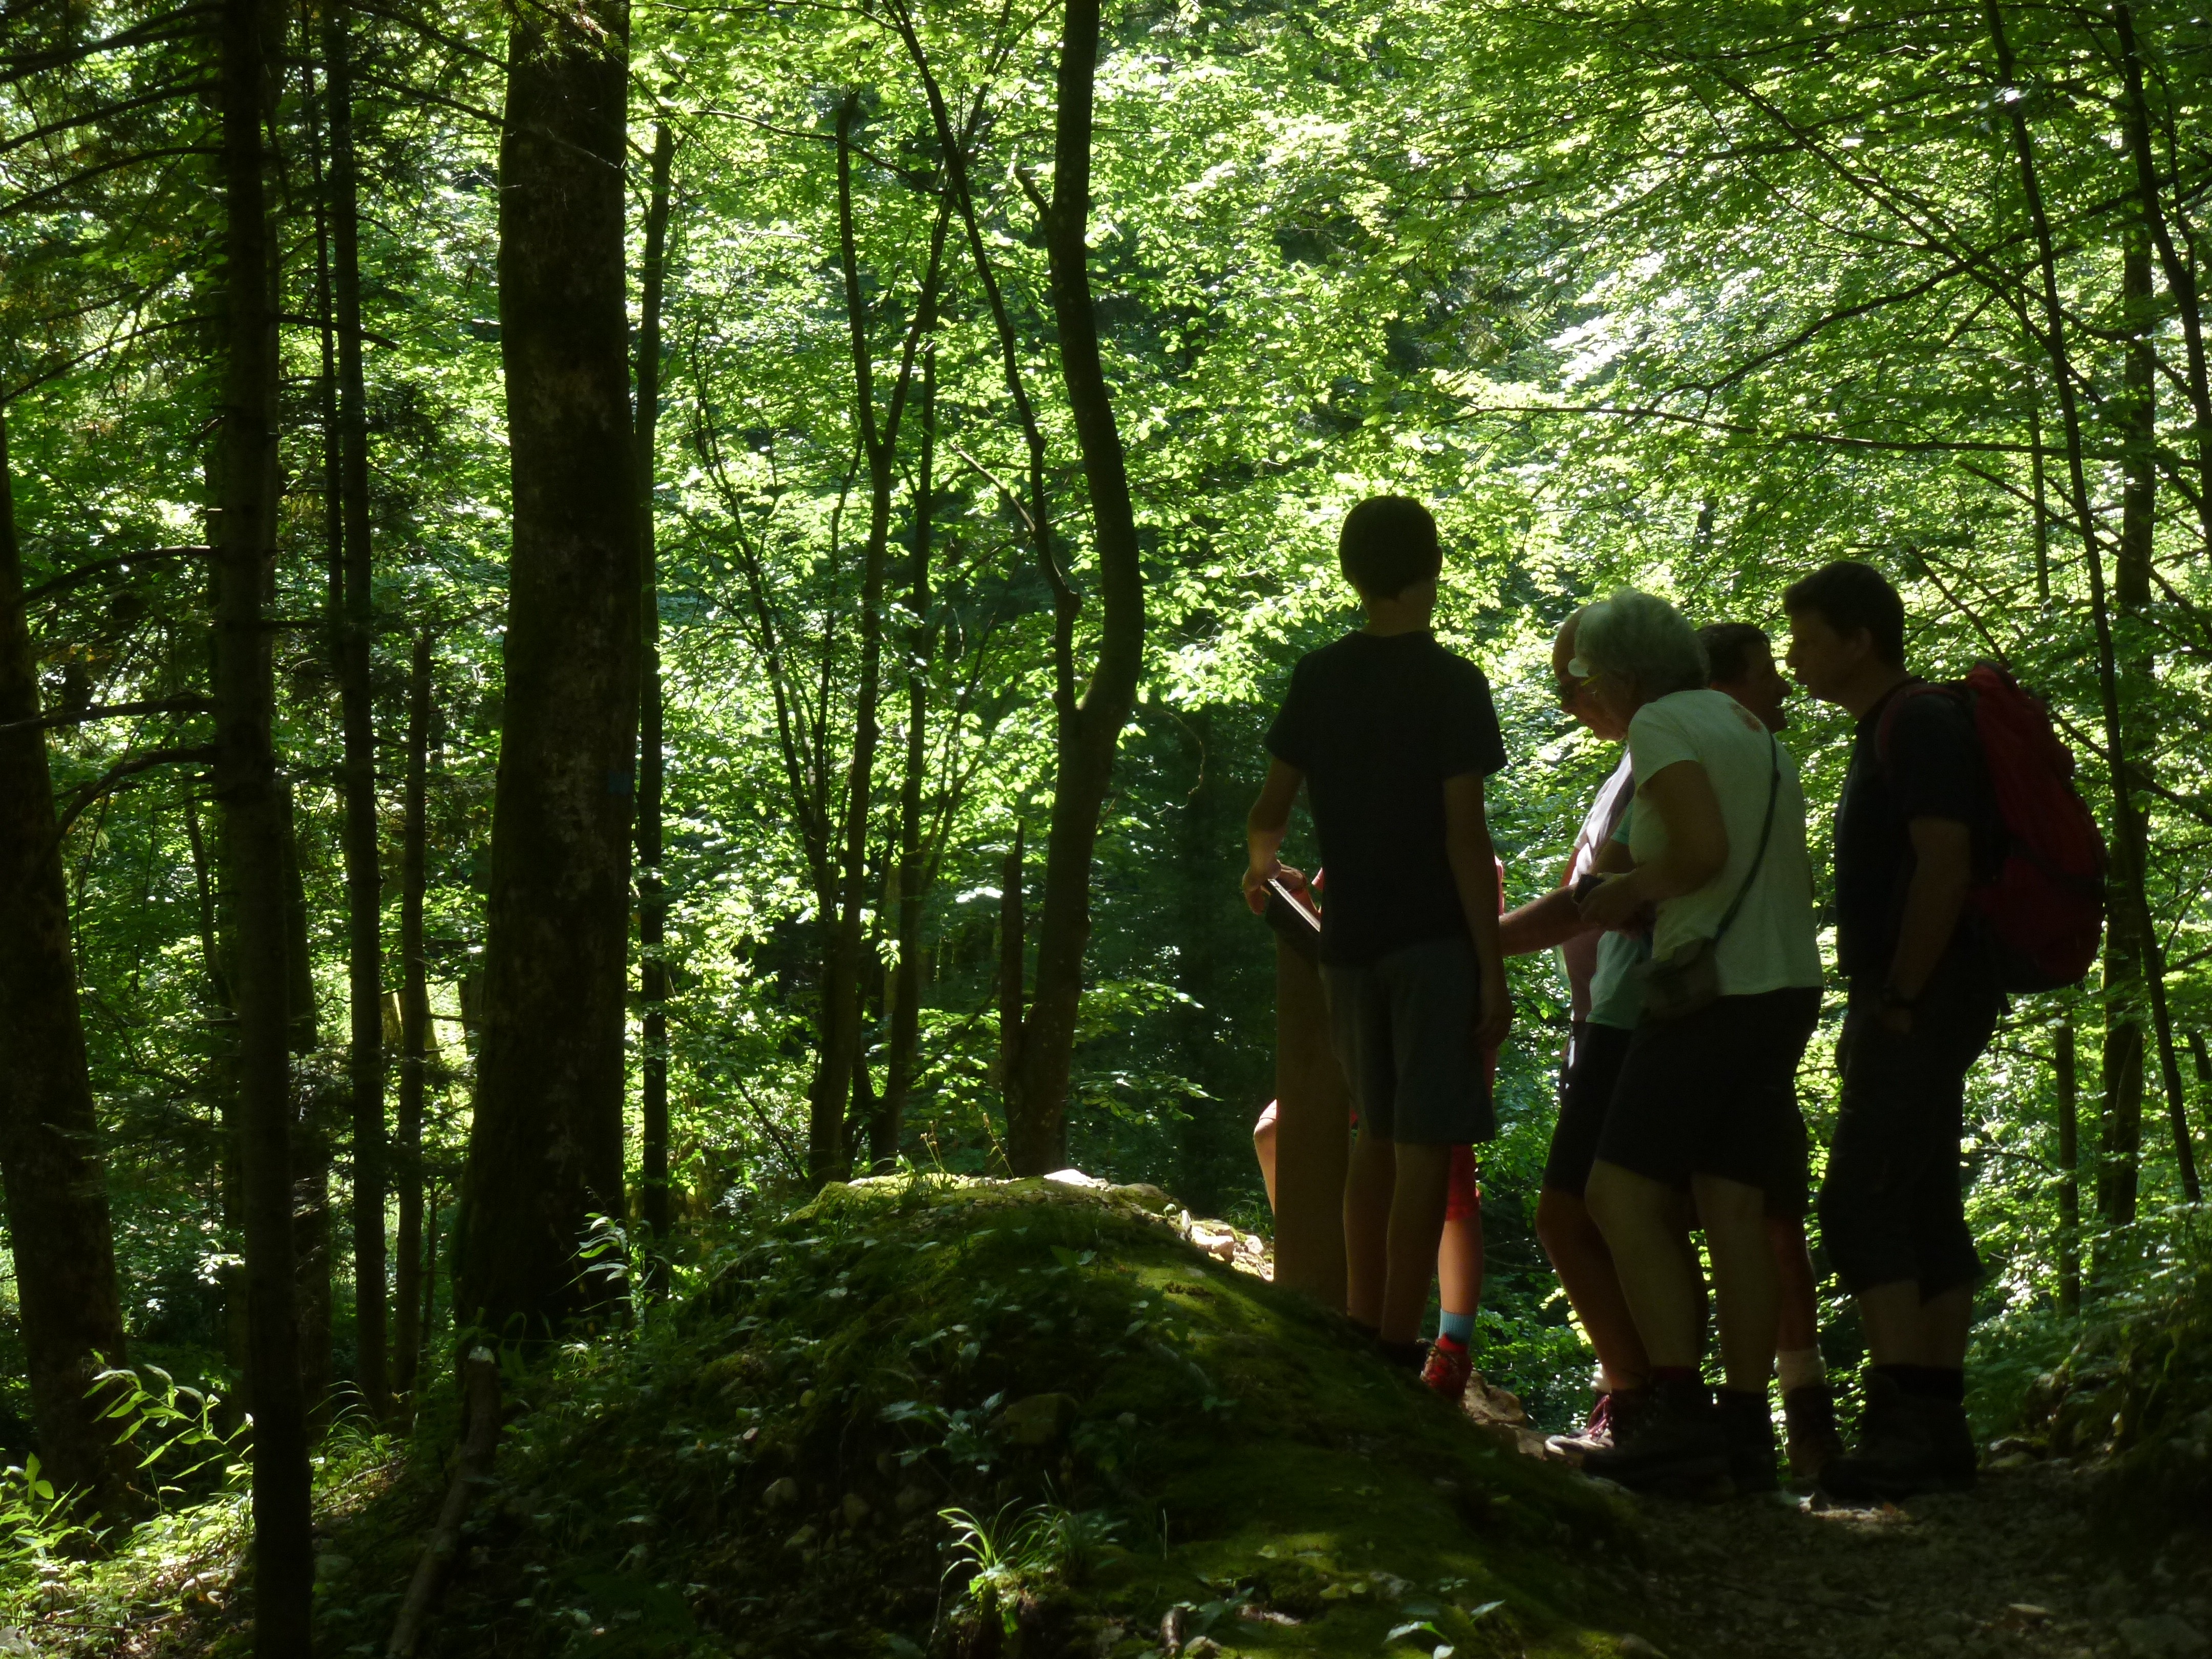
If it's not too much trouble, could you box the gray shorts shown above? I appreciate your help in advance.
[1320,935,1494,1145]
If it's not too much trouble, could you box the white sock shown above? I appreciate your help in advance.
[1777,1348,1826,1393]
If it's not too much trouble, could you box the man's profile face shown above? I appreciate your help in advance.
[1783,609,1861,706]
[1715,648,1792,733]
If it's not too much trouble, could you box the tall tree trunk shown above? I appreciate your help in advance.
[278,784,331,1428]
[393,634,431,1407]
[185,796,252,1419]
[215,0,315,1639]
[2114,228,2203,1203]
[878,341,937,1172]
[1169,709,1228,1213]
[996,825,1025,1134]
[1002,0,1147,1174]
[2026,364,2049,604]
[813,104,945,1183]
[2057,1016,2080,1316]
[2113,1,2212,558]
[0,408,134,1519]
[457,0,637,1341]
[322,0,387,1421]
[634,120,674,1252]
[1988,0,2153,1233]
[811,96,886,1186]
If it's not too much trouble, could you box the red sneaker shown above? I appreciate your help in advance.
[1421,1336,1473,1402]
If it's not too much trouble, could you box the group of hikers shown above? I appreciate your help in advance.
[1241,495,2052,1503]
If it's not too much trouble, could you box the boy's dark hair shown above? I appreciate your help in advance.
[1698,622,1770,686]
[1781,560,1906,666]
[1338,496,1442,600]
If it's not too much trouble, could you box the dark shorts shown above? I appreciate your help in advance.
[1595,986,1821,1189]
[1818,955,2002,1297]
[1543,1020,1634,1198]
[1762,1108,1812,1223]
[1321,935,1494,1145]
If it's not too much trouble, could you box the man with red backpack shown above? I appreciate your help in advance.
[1786,561,2004,1499]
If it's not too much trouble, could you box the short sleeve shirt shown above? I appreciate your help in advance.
[1265,630,1507,967]
[1625,689,1822,997]
[1587,805,1649,1030]
[1834,680,1992,985]
[1560,756,1636,1020]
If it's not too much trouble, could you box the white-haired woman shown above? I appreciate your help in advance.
[1570,588,1822,1494]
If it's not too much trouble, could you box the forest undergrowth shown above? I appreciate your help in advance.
[1,1178,2207,1659]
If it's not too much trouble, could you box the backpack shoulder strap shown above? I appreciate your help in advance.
[1712,733,1782,945]
[1872,679,1965,768]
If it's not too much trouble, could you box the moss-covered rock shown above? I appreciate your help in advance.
[303,1175,1660,1657]
[2014,1259,2212,1526]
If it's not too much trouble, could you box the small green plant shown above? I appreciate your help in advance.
[938,1498,1123,1636]
[92,1365,247,1509]
[0,1455,98,1573]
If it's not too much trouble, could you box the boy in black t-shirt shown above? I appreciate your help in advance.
[1783,561,2001,1500]
[1244,496,1512,1375]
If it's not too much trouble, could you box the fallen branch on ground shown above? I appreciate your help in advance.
[386,1347,503,1659]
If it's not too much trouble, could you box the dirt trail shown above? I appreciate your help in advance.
[1601,1460,2210,1659]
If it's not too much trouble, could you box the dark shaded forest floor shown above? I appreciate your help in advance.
[1612,1456,2209,1659]
[24,1177,2210,1659]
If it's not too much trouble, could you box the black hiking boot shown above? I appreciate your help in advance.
[1580,1377,1727,1493]
[1782,1382,1844,1486]
[1922,1398,1977,1488]
[1717,1388,1778,1495]
[1819,1372,1963,1503]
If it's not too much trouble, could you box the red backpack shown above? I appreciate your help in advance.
[1876,663,2107,992]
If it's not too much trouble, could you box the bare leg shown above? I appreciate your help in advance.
[1769,1215,1820,1355]
[1856,1281,1927,1366]
[1382,1143,1452,1344]
[1922,1286,1970,1369]
[1694,1174,1780,1394]
[1254,1110,1278,1212]
[1437,1208,1483,1321]
[1585,1161,1704,1369]
[1344,1127,1395,1330]
[1536,1185,1649,1390]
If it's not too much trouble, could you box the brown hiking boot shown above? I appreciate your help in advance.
[1819,1372,1969,1502]
[1783,1382,1844,1485]
[1717,1388,1778,1495]
[1581,1378,1726,1492]
[1545,1389,1623,1464]
[1922,1398,1978,1487]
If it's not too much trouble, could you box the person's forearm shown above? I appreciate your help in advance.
[1612,844,1724,910]
[1246,811,1287,879]
[1498,886,1595,956]
[1884,862,1970,1001]
[1449,840,1507,983]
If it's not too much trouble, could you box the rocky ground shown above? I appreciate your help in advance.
[1585,1454,2209,1659]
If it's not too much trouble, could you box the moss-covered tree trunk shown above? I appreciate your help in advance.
[457,0,637,1340]
[1003,0,1145,1175]
[0,408,134,1519]
[214,0,316,1639]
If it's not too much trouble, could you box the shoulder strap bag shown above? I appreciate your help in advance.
[1632,734,1782,1023]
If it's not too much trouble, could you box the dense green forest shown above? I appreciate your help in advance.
[5,0,2212,1651]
